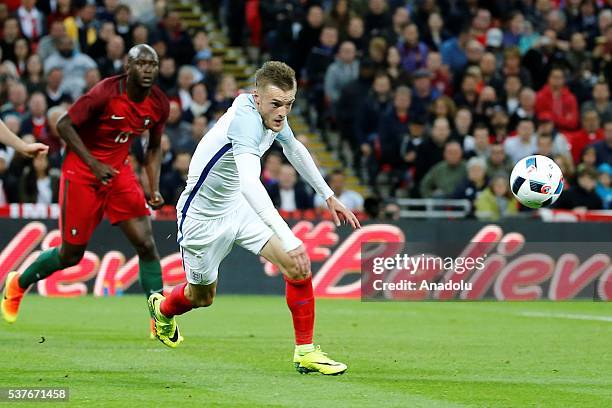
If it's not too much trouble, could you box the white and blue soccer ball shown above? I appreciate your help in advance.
[509,155,564,209]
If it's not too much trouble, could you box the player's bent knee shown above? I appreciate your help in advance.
[58,250,84,267]
[192,295,214,308]
[135,239,158,259]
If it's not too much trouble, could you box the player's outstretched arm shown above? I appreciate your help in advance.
[0,119,48,158]
[279,137,361,229]
[56,114,118,185]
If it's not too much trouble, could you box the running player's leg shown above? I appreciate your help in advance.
[106,168,161,299]
[2,177,102,323]
[117,216,163,298]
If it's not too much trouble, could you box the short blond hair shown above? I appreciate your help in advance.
[255,61,296,91]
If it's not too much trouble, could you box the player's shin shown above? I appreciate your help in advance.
[160,282,193,318]
[138,259,164,298]
[285,275,315,350]
[18,248,64,289]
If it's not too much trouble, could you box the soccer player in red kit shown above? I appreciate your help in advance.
[1,44,170,329]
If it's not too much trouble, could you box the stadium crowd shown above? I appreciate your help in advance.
[0,0,611,220]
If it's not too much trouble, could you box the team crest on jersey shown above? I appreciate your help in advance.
[143,116,151,127]
[71,228,78,237]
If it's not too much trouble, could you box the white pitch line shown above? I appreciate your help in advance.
[519,311,612,322]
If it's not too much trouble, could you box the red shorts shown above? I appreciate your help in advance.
[59,168,150,245]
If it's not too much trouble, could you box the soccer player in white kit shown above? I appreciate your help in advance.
[148,61,360,375]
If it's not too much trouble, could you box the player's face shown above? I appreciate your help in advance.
[255,85,296,132]
[128,53,159,88]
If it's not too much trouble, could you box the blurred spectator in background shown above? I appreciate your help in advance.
[23,54,44,94]
[160,150,191,205]
[324,40,359,118]
[97,35,125,78]
[504,119,537,163]
[1,82,28,120]
[63,3,99,54]
[510,87,537,130]
[261,151,283,187]
[159,10,194,66]
[43,35,97,99]
[535,67,579,132]
[410,69,439,119]
[582,81,612,123]
[267,164,314,211]
[43,67,71,107]
[315,169,363,210]
[420,141,466,198]
[487,143,513,178]
[555,165,603,210]
[569,109,603,164]
[452,156,488,204]
[591,120,612,166]
[88,21,115,62]
[464,122,490,159]
[367,85,411,194]
[414,117,451,192]
[18,154,59,204]
[596,163,612,209]
[475,174,519,221]
[397,23,428,73]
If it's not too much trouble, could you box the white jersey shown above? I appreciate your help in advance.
[176,93,295,221]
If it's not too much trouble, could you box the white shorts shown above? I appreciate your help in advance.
[177,203,273,285]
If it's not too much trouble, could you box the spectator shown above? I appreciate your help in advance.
[426,51,451,96]
[88,21,116,62]
[18,155,60,204]
[1,17,20,63]
[43,67,71,107]
[568,110,604,164]
[401,116,426,170]
[595,163,612,209]
[63,3,99,54]
[504,119,537,163]
[536,112,572,161]
[261,150,283,186]
[158,10,194,66]
[163,100,191,148]
[0,82,28,121]
[214,73,238,112]
[315,169,363,210]
[397,23,428,73]
[522,30,567,89]
[502,75,522,117]
[97,35,125,78]
[385,46,410,87]
[46,0,74,27]
[453,107,473,145]
[509,87,537,130]
[37,19,70,61]
[554,153,575,187]
[422,12,450,51]
[43,35,97,99]
[13,38,30,76]
[16,0,44,44]
[536,132,555,158]
[131,23,149,49]
[160,151,191,205]
[356,72,392,168]
[157,56,177,95]
[429,95,456,125]
[410,69,439,119]
[346,15,367,55]
[464,122,490,159]
[535,67,579,132]
[487,143,513,178]
[420,141,466,198]
[367,86,411,193]
[452,156,488,204]
[22,54,44,94]
[113,4,133,46]
[555,165,603,210]
[363,0,391,38]
[414,117,451,189]
[363,36,387,72]
[591,120,612,166]
[293,5,325,78]
[267,164,314,211]
[324,41,359,112]
[475,174,519,221]
[183,82,215,123]
[581,81,612,124]
[176,65,196,111]
[440,25,470,73]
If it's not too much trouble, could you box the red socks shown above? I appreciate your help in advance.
[285,275,315,345]
[160,283,193,318]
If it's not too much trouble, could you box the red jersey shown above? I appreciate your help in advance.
[64,74,169,183]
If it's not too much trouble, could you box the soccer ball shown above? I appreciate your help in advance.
[509,155,564,209]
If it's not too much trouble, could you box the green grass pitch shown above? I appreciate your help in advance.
[1,295,611,407]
